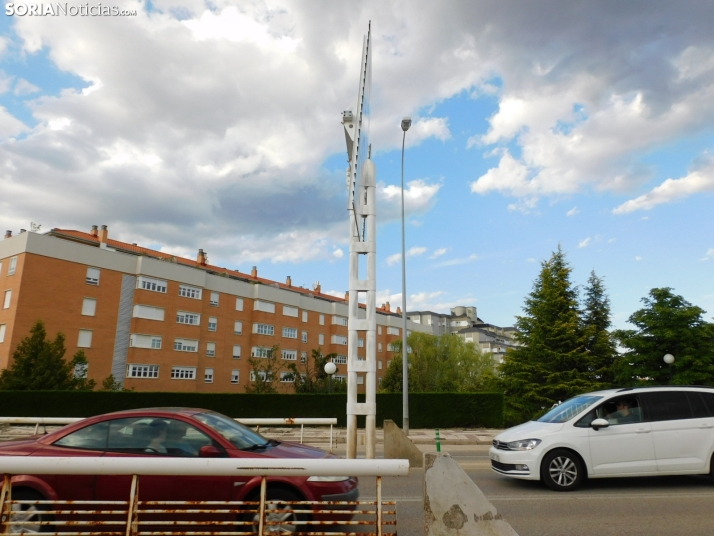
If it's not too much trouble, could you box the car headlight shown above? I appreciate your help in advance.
[307,476,351,482]
[506,438,541,451]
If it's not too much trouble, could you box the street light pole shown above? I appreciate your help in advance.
[663,353,675,384]
[324,361,336,394]
[400,116,411,436]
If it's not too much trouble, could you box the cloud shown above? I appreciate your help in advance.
[404,117,451,147]
[526,257,536,263]
[613,156,714,214]
[434,253,478,267]
[14,79,40,96]
[578,237,591,248]
[386,246,427,266]
[566,206,580,216]
[635,256,642,261]
[429,247,447,259]
[379,179,442,221]
[386,253,402,267]
[701,248,714,261]
[332,248,344,259]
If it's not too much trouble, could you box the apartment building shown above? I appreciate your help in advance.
[0,226,427,392]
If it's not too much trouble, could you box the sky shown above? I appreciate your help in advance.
[0,0,712,330]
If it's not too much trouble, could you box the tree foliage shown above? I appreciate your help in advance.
[581,271,617,386]
[244,345,283,394]
[287,348,346,393]
[498,248,598,425]
[613,288,714,386]
[380,332,493,393]
[0,321,96,391]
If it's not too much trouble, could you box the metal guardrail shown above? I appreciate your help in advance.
[0,457,408,536]
[0,417,339,449]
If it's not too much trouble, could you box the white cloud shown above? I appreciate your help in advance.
[332,248,344,259]
[613,157,714,214]
[407,246,426,257]
[578,237,591,248]
[635,256,642,261]
[526,257,536,263]
[701,248,714,261]
[404,117,451,147]
[386,253,402,267]
[379,179,442,221]
[434,254,478,267]
[429,247,447,259]
[14,79,40,96]
[566,206,580,216]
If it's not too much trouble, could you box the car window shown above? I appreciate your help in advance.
[536,396,602,423]
[641,391,693,422]
[194,411,269,450]
[686,392,712,418]
[597,396,643,425]
[54,422,109,450]
[106,417,214,456]
[700,393,714,416]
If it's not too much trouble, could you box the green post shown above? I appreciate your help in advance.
[435,428,441,452]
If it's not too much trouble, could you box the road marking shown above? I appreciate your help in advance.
[362,493,714,502]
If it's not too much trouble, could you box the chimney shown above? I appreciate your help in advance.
[98,225,108,243]
[197,249,207,266]
[344,291,349,301]
[385,302,390,312]
[4,230,11,239]
[19,229,26,234]
[251,266,258,278]
[286,276,292,287]
[314,282,321,294]
[396,307,402,315]
[90,225,98,238]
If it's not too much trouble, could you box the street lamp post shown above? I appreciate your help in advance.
[400,116,411,436]
[663,353,675,384]
[324,361,337,394]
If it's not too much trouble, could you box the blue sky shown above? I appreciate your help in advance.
[0,1,712,330]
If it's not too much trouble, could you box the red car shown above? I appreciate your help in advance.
[0,408,358,531]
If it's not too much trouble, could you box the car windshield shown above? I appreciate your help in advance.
[537,395,602,423]
[193,411,270,450]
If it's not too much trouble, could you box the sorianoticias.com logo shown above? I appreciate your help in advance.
[5,3,137,16]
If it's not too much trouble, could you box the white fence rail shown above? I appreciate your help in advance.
[0,457,408,536]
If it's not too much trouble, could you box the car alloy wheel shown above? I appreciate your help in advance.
[10,490,50,534]
[251,489,304,534]
[542,449,584,491]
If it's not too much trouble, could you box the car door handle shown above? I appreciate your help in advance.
[698,424,714,429]
[635,429,651,433]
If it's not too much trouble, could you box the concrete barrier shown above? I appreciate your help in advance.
[423,452,518,536]
[383,419,423,468]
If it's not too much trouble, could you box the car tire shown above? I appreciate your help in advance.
[10,489,52,534]
[249,488,307,534]
[541,449,584,492]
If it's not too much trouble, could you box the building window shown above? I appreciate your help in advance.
[176,311,201,325]
[357,375,364,385]
[250,371,271,382]
[74,362,88,379]
[77,329,92,348]
[253,323,274,336]
[378,325,382,335]
[232,345,241,359]
[231,370,240,384]
[281,349,297,361]
[358,338,364,347]
[254,300,275,313]
[251,346,272,358]
[378,360,383,369]
[301,311,308,322]
[206,342,216,357]
[8,257,17,275]
[234,321,243,335]
[283,305,298,317]
[174,338,198,352]
[204,368,214,383]
[387,359,392,367]
[126,364,159,378]
[280,371,295,382]
[0,324,6,344]
[300,351,307,363]
[388,343,398,352]
[334,354,347,365]
[334,375,346,383]
[2,290,10,309]
[378,377,383,386]
[282,327,298,339]
[210,292,219,307]
[137,276,167,293]
[208,317,218,331]
[81,298,97,316]
[331,335,347,345]
[319,314,325,325]
[171,366,197,380]
[332,315,348,326]
[318,334,324,345]
[130,334,162,349]
[236,297,244,311]
[301,331,308,343]
[86,267,100,286]
[378,343,382,352]
[387,327,400,336]
[179,284,202,300]
[132,305,165,321]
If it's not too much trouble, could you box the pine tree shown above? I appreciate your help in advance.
[581,271,616,387]
[498,248,594,425]
[613,288,714,385]
[0,321,96,391]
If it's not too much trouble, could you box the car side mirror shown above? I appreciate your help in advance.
[591,418,610,431]
[199,445,222,458]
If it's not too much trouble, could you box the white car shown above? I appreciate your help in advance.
[490,386,714,491]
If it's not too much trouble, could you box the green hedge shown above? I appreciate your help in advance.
[0,391,503,428]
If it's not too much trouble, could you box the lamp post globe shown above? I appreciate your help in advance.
[324,362,337,375]
[663,354,675,365]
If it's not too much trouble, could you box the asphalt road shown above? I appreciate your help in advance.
[356,445,714,536]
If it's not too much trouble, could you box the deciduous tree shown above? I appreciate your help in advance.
[244,345,283,394]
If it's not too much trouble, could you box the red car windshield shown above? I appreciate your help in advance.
[194,411,271,450]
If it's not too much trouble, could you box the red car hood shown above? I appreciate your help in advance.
[246,440,331,460]
[0,438,43,456]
